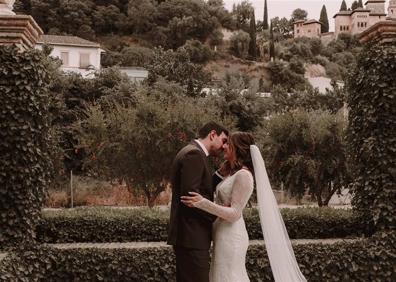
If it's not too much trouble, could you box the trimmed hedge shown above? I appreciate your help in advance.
[1,232,395,281]
[35,207,365,243]
[0,46,52,249]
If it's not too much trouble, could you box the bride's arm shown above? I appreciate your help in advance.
[181,170,254,223]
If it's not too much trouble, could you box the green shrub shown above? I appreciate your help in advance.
[1,233,394,281]
[36,207,364,243]
[347,41,396,232]
[0,46,52,249]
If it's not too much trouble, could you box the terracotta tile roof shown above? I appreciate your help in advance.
[303,19,322,25]
[333,10,352,18]
[37,35,100,47]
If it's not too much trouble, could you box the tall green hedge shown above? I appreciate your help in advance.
[36,207,364,243]
[347,41,396,232]
[1,232,395,281]
[0,46,52,249]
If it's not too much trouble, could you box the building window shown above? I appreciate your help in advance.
[60,52,69,66]
[308,29,311,33]
[340,26,343,31]
[297,29,299,33]
[80,53,90,68]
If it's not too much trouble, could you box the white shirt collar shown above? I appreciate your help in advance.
[195,139,209,157]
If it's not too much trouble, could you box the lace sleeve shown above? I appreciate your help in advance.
[193,170,254,223]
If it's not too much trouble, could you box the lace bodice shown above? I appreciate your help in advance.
[193,169,254,223]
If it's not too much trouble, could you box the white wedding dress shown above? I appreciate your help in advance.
[194,169,254,282]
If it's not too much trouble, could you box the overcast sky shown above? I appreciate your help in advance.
[223,0,390,31]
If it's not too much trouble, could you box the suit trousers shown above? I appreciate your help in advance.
[174,246,210,282]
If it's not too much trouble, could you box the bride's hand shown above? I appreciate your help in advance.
[180,192,203,207]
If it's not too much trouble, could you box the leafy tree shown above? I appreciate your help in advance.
[232,0,254,31]
[92,4,124,34]
[340,0,347,11]
[248,10,257,59]
[146,47,211,96]
[178,40,213,64]
[73,81,225,207]
[291,8,308,22]
[267,60,309,91]
[263,0,269,30]
[229,30,251,59]
[319,5,329,33]
[127,0,157,34]
[271,17,293,39]
[265,110,350,206]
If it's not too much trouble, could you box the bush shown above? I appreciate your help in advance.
[347,42,396,232]
[178,39,213,63]
[229,30,250,59]
[1,233,394,281]
[0,46,53,249]
[35,207,364,243]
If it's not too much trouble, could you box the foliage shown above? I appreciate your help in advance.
[267,60,310,91]
[231,0,254,31]
[319,5,329,33]
[347,42,396,232]
[291,8,308,22]
[1,233,395,281]
[263,0,269,30]
[34,207,364,243]
[340,0,347,11]
[248,11,257,59]
[177,39,213,64]
[209,75,269,131]
[264,109,350,206]
[15,0,227,49]
[229,30,251,59]
[271,17,293,40]
[146,47,211,96]
[72,80,224,207]
[0,46,53,249]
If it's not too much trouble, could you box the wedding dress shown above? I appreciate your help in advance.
[194,169,254,282]
[193,145,307,282]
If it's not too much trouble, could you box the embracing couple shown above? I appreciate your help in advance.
[167,122,306,282]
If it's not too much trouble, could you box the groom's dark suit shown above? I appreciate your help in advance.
[167,140,218,282]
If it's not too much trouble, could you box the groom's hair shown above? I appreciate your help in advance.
[198,122,229,139]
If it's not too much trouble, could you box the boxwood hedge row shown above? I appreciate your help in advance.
[35,207,365,243]
[1,232,394,281]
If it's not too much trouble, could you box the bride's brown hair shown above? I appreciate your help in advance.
[224,132,255,175]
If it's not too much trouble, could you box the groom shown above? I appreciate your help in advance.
[167,122,228,282]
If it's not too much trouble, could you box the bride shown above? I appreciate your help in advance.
[181,132,306,282]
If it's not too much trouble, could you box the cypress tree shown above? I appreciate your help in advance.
[319,5,329,33]
[263,0,269,30]
[340,0,347,11]
[358,0,363,8]
[269,20,275,61]
[249,10,257,59]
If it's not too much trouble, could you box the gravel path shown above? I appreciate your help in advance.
[48,238,361,250]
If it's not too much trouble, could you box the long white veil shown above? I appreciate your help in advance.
[250,145,307,282]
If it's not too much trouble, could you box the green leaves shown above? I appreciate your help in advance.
[0,46,53,249]
[347,42,396,232]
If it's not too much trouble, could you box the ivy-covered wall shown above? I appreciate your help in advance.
[347,41,396,233]
[0,46,52,249]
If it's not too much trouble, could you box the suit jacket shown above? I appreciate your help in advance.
[167,141,217,249]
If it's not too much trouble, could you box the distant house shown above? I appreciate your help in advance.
[35,35,104,78]
[118,67,148,83]
[294,19,322,38]
[333,0,393,38]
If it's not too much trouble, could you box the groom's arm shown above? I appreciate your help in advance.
[180,150,217,223]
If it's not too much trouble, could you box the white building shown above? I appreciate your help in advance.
[118,67,148,83]
[35,35,104,78]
